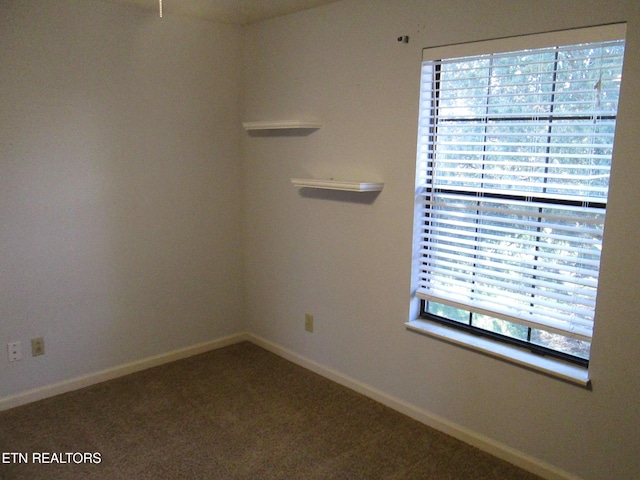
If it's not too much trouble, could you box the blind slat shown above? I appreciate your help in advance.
[416,289,593,341]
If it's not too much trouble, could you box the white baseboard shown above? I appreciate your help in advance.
[247,333,583,480]
[0,332,249,412]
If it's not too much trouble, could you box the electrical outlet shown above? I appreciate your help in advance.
[31,337,45,357]
[305,313,314,333]
[7,342,22,362]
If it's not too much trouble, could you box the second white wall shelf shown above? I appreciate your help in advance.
[243,120,322,131]
[291,178,384,192]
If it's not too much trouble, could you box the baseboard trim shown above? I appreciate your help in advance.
[247,333,582,480]
[0,332,249,412]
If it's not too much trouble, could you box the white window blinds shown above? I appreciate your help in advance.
[415,25,625,343]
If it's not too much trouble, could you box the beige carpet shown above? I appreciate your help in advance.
[0,342,542,479]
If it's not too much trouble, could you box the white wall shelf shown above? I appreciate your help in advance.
[243,120,322,131]
[291,178,384,192]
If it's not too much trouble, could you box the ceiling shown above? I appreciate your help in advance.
[102,0,341,24]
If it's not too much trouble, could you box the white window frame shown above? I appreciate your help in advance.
[407,23,627,386]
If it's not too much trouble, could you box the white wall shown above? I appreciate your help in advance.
[0,0,244,397]
[241,1,640,479]
[2,0,638,478]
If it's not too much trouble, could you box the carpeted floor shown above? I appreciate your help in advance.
[0,342,542,479]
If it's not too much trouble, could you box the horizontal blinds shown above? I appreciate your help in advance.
[416,31,625,342]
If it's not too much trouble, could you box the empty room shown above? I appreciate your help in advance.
[1,0,639,479]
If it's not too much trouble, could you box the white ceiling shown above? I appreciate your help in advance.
[103,0,341,24]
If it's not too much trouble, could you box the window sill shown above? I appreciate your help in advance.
[405,319,590,387]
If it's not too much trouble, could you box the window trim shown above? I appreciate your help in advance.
[409,23,627,383]
[405,318,590,387]
[421,23,626,61]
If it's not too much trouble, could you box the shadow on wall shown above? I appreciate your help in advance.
[296,188,382,204]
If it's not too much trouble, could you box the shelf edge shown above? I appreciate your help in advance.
[243,120,323,130]
[291,178,384,192]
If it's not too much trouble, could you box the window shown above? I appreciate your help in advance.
[410,25,626,373]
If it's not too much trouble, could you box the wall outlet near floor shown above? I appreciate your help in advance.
[7,341,22,362]
[31,337,45,356]
[305,313,314,333]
